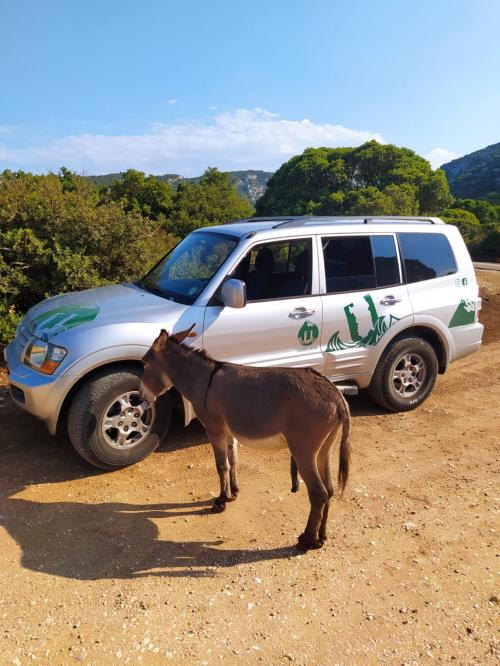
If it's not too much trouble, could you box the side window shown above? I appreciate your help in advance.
[371,235,400,287]
[399,233,457,283]
[322,236,376,293]
[233,238,312,301]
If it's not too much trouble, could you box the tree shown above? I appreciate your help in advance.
[256,141,453,216]
[105,169,174,218]
[452,198,498,227]
[440,208,481,242]
[168,167,254,236]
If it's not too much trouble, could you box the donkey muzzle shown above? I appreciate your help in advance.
[139,380,156,406]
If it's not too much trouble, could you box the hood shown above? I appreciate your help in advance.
[25,283,189,342]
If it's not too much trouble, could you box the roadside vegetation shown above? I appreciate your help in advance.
[1,140,498,349]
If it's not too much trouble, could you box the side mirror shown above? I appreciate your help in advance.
[221,279,247,309]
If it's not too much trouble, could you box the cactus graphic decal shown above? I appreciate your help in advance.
[298,320,319,346]
[32,304,100,341]
[326,294,399,352]
[449,299,475,328]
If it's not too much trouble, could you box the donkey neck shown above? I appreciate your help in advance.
[165,343,215,406]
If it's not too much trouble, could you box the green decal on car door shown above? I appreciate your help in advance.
[449,299,475,328]
[326,294,399,352]
[298,320,319,346]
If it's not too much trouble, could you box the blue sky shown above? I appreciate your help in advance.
[1,0,499,175]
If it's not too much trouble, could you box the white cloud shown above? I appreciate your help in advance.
[166,98,178,105]
[424,147,458,169]
[0,108,386,175]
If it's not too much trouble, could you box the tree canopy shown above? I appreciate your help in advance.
[255,141,453,216]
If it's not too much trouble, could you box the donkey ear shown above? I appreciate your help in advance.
[152,328,169,351]
[171,323,196,344]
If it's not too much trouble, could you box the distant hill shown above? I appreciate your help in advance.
[89,169,273,204]
[442,142,500,203]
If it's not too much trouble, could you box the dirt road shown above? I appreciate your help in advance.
[1,273,499,665]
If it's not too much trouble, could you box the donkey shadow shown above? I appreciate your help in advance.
[2,497,298,580]
[0,390,298,580]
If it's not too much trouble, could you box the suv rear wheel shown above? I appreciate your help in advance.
[368,336,438,412]
[67,365,172,469]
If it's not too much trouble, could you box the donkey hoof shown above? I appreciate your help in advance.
[297,533,323,551]
[212,497,228,513]
[227,491,238,501]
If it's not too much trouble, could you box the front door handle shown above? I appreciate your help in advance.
[288,307,315,319]
[380,295,401,306]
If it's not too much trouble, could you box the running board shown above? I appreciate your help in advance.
[331,382,359,396]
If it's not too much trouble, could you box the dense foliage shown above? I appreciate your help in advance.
[441,142,500,204]
[0,167,253,347]
[255,142,453,216]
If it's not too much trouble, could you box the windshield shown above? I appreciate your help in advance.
[140,231,239,304]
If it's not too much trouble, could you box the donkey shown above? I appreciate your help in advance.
[140,326,351,550]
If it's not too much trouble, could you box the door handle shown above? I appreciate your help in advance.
[288,307,315,319]
[380,295,401,306]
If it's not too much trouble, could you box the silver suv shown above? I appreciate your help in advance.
[5,216,483,468]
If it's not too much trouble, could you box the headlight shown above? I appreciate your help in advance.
[24,338,67,375]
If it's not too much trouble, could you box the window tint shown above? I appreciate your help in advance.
[322,236,376,292]
[399,233,457,283]
[233,238,312,301]
[371,235,400,287]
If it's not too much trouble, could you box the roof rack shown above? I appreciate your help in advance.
[271,215,443,228]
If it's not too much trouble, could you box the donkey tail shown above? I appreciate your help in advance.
[336,392,351,493]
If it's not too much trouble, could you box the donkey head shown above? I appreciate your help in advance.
[139,324,195,404]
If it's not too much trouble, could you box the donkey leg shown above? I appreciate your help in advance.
[317,442,335,545]
[293,451,328,550]
[208,432,231,513]
[228,437,239,499]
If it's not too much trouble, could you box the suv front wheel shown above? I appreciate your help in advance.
[368,336,438,412]
[67,365,172,469]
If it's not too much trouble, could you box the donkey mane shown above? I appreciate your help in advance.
[167,335,216,365]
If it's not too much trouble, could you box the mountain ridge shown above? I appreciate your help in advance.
[441,142,500,203]
[89,169,273,204]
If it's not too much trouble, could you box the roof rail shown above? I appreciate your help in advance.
[272,215,443,228]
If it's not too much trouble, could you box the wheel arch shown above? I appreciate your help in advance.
[56,360,185,436]
[382,325,449,374]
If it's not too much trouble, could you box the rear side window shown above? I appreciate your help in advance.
[398,233,457,283]
[322,235,400,293]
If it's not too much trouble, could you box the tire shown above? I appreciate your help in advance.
[67,365,172,469]
[368,336,438,412]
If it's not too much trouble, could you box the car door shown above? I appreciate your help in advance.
[319,233,413,381]
[201,236,324,370]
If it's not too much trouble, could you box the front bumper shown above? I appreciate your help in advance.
[4,334,72,435]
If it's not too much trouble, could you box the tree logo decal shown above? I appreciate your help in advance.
[449,299,475,328]
[298,320,319,346]
[326,294,399,352]
[32,304,100,341]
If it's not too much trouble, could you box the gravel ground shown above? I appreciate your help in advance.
[0,271,499,665]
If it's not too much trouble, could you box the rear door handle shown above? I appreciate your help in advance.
[288,307,315,319]
[380,295,401,306]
